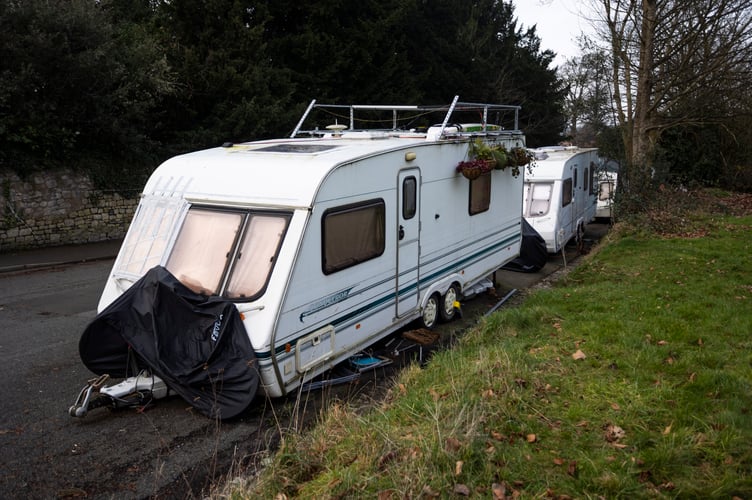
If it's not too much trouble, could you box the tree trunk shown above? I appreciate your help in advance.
[631,0,657,186]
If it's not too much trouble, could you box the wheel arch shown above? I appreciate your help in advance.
[420,274,464,310]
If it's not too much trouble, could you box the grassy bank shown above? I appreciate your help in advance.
[232,194,752,498]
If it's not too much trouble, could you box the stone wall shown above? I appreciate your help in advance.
[0,169,140,252]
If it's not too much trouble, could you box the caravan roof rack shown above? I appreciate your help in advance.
[290,95,521,140]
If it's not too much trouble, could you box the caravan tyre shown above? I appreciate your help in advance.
[439,284,459,322]
[421,293,440,329]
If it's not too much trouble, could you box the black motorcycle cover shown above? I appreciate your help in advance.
[503,218,548,273]
[79,266,258,419]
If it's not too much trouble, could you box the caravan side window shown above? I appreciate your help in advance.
[562,178,573,207]
[584,167,589,193]
[322,199,385,275]
[469,173,492,215]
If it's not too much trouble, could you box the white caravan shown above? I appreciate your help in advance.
[74,97,528,414]
[523,147,599,253]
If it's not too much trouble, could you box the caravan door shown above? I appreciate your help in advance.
[559,169,575,249]
[396,169,420,317]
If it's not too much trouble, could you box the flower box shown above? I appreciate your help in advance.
[456,159,494,180]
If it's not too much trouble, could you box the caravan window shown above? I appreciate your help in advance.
[584,167,589,192]
[322,199,385,275]
[402,176,417,220]
[562,178,573,207]
[469,173,492,215]
[166,207,290,299]
[225,215,289,298]
[599,180,614,201]
[525,182,553,217]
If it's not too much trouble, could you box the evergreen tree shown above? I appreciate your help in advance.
[153,0,294,146]
[0,0,568,186]
[265,0,565,145]
[0,0,174,176]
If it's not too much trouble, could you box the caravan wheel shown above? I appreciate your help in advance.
[421,293,440,329]
[439,284,459,322]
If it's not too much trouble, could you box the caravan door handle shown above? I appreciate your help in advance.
[398,225,405,240]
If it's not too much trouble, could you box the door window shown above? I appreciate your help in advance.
[402,176,417,220]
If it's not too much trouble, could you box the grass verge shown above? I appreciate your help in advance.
[230,194,752,499]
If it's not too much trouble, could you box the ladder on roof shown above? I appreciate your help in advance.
[290,95,521,138]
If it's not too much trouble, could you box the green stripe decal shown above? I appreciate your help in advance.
[255,231,521,359]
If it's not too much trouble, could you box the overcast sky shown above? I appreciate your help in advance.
[512,0,596,66]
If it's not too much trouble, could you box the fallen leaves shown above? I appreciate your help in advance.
[604,423,627,447]
[421,484,440,497]
[552,456,578,478]
[445,436,462,453]
[571,349,586,361]
[429,388,448,401]
[377,450,397,470]
[491,482,506,499]
[453,483,471,496]
[490,430,506,441]
[567,460,578,477]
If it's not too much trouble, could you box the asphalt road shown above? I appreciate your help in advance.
[0,222,609,499]
[0,261,277,499]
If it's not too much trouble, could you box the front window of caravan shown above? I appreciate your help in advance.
[525,182,553,217]
[166,207,289,299]
[167,209,241,294]
[226,215,289,298]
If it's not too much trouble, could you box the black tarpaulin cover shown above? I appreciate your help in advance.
[79,266,258,419]
[503,218,548,273]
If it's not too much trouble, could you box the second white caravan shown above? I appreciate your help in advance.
[523,146,600,253]
[73,97,530,418]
